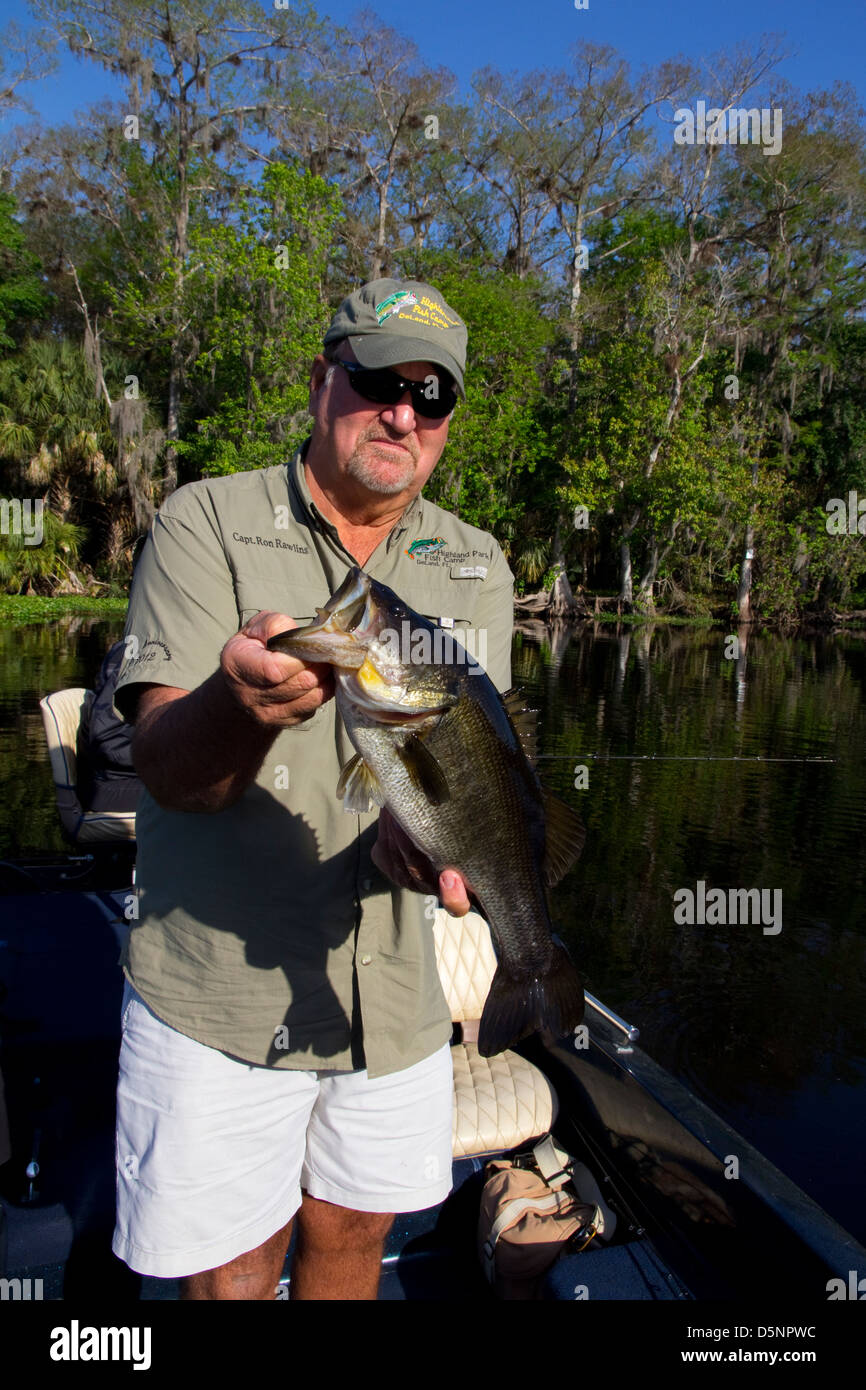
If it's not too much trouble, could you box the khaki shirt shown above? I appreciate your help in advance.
[114,441,514,1077]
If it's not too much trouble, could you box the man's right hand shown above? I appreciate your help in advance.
[131,612,336,812]
[220,611,335,728]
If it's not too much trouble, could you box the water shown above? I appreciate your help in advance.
[516,620,866,1245]
[2,615,865,1243]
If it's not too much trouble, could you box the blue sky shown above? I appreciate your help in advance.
[2,0,864,132]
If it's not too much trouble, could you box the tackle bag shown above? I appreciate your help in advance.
[477,1134,616,1299]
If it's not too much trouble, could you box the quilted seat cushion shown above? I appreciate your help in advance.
[452,1042,558,1157]
[433,908,497,1021]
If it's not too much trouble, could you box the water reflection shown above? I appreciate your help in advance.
[0,617,126,857]
[514,619,866,1241]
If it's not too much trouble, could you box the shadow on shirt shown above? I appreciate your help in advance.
[129,785,391,1070]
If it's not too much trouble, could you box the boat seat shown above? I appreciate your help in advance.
[39,689,136,844]
[433,909,557,1157]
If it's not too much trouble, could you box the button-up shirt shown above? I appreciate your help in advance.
[114,440,514,1077]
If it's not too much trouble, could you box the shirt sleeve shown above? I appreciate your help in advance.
[473,538,514,694]
[113,484,241,722]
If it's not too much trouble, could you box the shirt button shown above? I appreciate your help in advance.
[360,954,372,966]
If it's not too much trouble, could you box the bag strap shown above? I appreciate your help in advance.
[532,1134,575,1190]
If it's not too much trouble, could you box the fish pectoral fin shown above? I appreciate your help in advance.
[542,792,586,886]
[395,734,450,806]
[336,753,386,813]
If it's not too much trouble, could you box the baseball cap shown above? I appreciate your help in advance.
[323,278,468,397]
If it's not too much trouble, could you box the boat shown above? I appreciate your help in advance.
[1,844,863,1305]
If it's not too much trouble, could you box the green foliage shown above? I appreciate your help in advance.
[0,193,52,348]
[175,163,344,476]
[0,594,128,623]
[0,503,85,595]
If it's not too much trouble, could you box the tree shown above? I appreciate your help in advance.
[175,162,343,475]
[24,0,321,491]
[0,191,52,348]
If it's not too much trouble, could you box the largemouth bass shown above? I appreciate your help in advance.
[268,567,585,1056]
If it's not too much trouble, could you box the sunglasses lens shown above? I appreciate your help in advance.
[342,364,455,418]
[417,383,458,418]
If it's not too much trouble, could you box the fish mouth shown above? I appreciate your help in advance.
[269,567,454,721]
[268,567,374,668]
[319,567,372,633]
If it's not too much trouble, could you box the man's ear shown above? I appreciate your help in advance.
[309,354,330,412]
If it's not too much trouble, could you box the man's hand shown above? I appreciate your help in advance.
[372,807,471,916]
[132,612,337,813]
[221,611,335,728]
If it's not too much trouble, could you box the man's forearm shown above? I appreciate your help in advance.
[132,670,280,813]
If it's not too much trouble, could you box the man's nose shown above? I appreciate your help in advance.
[379,396,417,431]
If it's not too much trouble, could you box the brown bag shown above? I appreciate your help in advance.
[477,1136,615,1299]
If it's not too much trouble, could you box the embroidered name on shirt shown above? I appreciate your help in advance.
[232,532,309,553]
[458,566,488,579]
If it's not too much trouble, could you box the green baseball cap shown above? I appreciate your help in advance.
[323,278,467,397]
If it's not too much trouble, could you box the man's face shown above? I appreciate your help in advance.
[308,342,453,501]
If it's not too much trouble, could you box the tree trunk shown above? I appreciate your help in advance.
[636,534,658,613]
[619,539,633,605]
[737,523,755,623]
[549,521,581,618]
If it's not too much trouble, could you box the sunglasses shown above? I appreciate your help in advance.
[332,359,457,419]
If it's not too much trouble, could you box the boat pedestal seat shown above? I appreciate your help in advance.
[433,909,558,1158]
[39,689,136,844]
[452,1041,557,1157]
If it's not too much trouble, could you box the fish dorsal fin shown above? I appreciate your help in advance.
[502,687,538,764]
[395,734,450,805]
[337,753,386,813]
[315,606,330,621]
[543,792,586,886]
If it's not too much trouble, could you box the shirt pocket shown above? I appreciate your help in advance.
[236,575,330,628]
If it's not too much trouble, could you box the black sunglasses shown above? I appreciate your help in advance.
[332,359,457,419]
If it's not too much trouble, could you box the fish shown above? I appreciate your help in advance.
[268,567,585,1057]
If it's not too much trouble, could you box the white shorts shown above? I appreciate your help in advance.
[112,981,454,1278]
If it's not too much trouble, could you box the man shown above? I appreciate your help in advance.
[112,278,514,1300]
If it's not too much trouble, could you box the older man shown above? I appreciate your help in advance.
[111,279,514,1300]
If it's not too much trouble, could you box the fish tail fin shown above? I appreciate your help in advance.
[478,946,585,1057]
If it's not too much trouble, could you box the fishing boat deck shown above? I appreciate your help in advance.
[2,857,864,1301]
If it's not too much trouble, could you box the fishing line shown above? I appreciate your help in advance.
[534,755,838,763]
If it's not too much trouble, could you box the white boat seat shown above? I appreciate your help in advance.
[433,909,558,1157]
[39,689,136,844]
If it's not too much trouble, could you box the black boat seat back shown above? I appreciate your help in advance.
[39,689,136,844]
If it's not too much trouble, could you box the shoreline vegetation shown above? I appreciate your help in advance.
[2,593,864,633]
